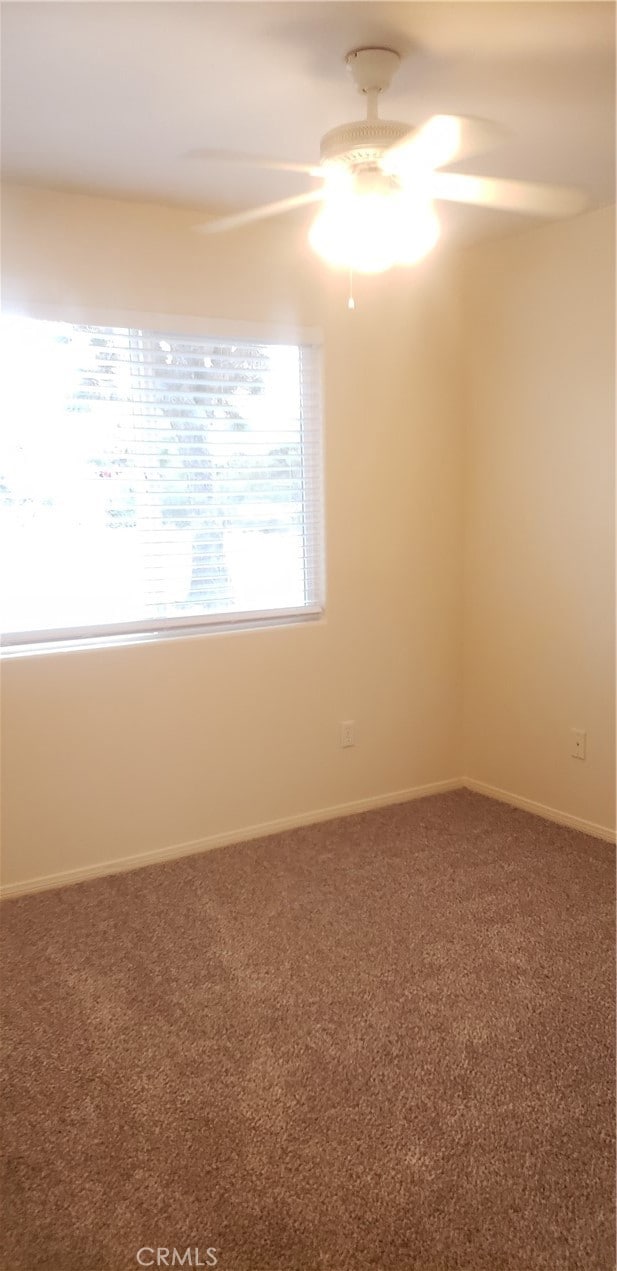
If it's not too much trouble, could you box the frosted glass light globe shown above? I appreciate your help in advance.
[309,172,440,273]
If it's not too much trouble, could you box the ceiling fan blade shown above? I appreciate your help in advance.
[430,171,588,216]
[194,189,324,235]
[187,148,323,178]
[382,115,505,176]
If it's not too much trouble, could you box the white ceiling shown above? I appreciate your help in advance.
[1,1,615,244]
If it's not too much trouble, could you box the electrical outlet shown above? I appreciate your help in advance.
[570,728,586,760]
[340,720,356,748]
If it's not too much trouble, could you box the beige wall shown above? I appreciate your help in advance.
[2,187,614,893]
[0,184,464,890]
[462,205,615,832]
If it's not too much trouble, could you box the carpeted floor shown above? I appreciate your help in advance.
[1,790,614,1271]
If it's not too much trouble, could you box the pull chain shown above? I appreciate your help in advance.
[347,267,355,311]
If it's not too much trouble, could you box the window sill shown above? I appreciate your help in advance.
[1,607,325,658]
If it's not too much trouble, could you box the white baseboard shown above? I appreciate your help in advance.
[464,777,616,844]
[0,777,463,900]
[4,775,613,900]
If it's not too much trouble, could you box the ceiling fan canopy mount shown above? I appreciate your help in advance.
[345,47,401,96]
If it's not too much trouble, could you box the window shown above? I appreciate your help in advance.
[0,314,323,650]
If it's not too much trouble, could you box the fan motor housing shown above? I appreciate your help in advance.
[319,119,413,167]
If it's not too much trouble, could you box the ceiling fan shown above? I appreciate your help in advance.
[191,47,587,274]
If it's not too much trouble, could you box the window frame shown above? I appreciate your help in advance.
[0,305,325,656]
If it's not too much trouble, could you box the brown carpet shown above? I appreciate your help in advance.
[1,790,614,1271]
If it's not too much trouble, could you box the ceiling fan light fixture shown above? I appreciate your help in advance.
[192,46,587,253]
[309,182,440,274]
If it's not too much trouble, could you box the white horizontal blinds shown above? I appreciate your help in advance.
[0,316,323,642]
